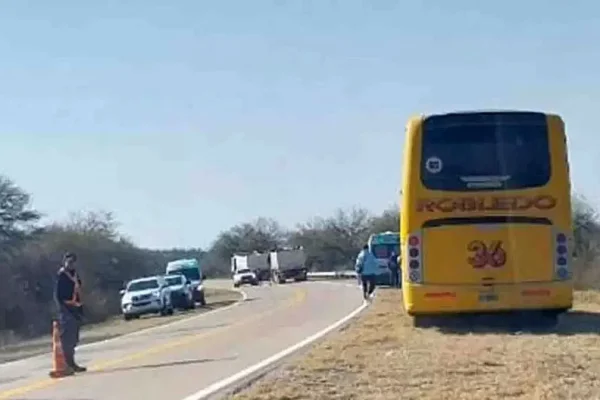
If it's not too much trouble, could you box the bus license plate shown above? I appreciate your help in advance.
[479,293,498,302]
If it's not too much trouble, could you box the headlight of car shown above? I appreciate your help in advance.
[151,291,161,299]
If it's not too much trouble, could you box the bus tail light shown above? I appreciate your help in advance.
[554,230,570,280]
[407,231,423,283]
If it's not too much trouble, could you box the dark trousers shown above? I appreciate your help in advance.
[390,268,400,288]
[361,274,377,298]
[58,304,81,367]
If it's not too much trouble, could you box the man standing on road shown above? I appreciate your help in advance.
[388,251,400,288]
[54,252,87,374]
[355,244,379,302]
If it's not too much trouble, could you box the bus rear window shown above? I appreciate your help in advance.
[420,113,551,191]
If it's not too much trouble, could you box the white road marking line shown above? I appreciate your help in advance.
[0,288,247,370]
[180,288,368,400]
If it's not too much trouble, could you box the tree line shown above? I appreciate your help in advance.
[0,174,599,342]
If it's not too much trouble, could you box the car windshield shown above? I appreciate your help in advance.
[165,275,184,286]
[237,269,251,274]
[127,279,159,291]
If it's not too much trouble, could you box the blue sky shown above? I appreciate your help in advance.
[1,1,599,249]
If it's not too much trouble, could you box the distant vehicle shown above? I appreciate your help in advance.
[401,110,573,327]
[269,247,308,284]
[232,268,259,287]
[164,273,195,310]
[231,252,270,281]
[120,276,174,321]
[367,231,400,285]
[166,259,206,306]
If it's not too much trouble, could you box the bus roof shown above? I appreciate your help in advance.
[409,110,560,125]
[369,232,399,244]
[166,259,199,270]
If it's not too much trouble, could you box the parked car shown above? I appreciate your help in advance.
[165,259,206,306]
[233,268,259,287]
[120,276,174,321]
[164,273,195,310]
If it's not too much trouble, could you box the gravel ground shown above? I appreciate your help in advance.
[231,289,600,400]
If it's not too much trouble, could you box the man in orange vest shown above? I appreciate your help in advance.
[54,252,87,374]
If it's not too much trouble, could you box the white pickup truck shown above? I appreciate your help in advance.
[268,247,308,284]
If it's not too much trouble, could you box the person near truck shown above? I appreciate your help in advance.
[54,252,87,374]
[355,244,379,301]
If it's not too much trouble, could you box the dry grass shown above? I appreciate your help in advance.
[0,288,241,363]
[232,289,600,400]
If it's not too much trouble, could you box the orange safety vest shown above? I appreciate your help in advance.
[62,268,83,307]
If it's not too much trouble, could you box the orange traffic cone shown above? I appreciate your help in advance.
[48,320,72,378]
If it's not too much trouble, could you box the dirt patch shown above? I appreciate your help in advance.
[231,290,600,400]
[0,288,242,363]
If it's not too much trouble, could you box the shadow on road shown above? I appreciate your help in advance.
[242,297,259,303]
[427,309,600,336]
[204,300,238,310]
[88,356,238,375]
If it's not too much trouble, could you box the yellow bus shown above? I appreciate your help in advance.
[400,110,573,327]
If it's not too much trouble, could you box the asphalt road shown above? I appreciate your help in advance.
[0,280,363,400]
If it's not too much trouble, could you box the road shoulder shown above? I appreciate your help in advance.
[0,287,242,364]
[229,289,600,400]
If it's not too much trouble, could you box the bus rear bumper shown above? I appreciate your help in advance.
[403,281,573,316]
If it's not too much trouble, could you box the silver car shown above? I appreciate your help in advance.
[164,273,195,310]
[120,276,174,321]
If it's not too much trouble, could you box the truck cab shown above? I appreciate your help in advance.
[231,252,270,281]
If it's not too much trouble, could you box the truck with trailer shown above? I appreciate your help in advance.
[268,247,308,284]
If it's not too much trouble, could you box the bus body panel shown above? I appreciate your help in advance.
[403,282,573,315]
[422,223,554,285]
[401,111,573,315]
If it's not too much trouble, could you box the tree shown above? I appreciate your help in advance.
[573,195,600,262]
[207,217,286,276]
[65,210,119,240]
[572,195,600,288]
[290,207,372,271]
[0,175,41,242]
[368,206,400,233]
